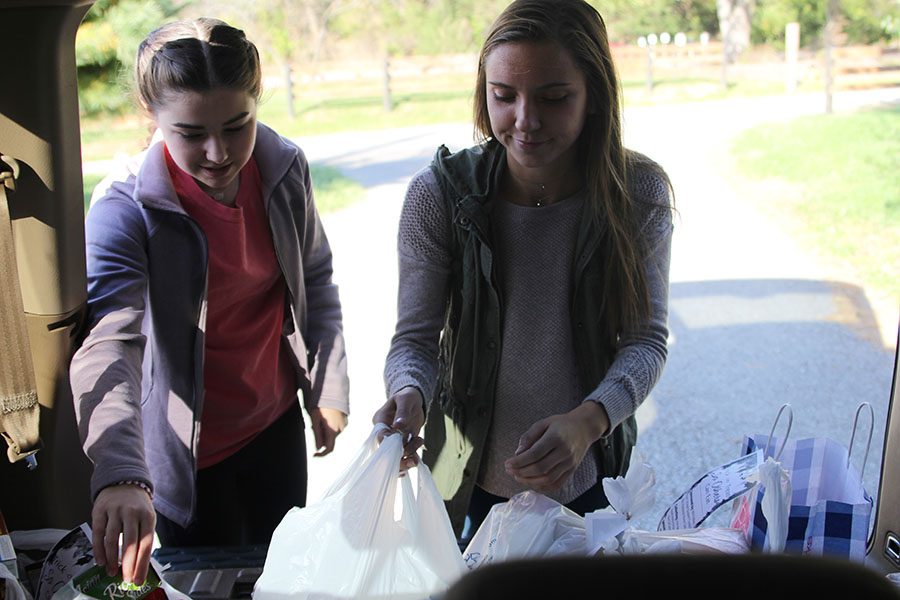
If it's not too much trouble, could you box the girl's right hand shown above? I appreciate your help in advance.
[91,483,156,585]
[373,386,425,471]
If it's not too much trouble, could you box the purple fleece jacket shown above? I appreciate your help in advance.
[69,123,349,527]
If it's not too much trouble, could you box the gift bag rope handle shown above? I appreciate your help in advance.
[764,403,793,461]
[847,402,875,482]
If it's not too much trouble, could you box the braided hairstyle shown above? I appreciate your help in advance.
[135,17,262,115]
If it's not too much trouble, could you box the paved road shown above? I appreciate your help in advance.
[299,87,899,532]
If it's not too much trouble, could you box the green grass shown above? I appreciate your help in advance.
[81,163,363,216]
[308,164,365,214]
[85,73,828,163]
[257,88,474,138]
[730,107,900,299]
[79,64,900,161]
[80,72,900,163]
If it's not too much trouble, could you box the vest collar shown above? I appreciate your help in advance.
[433,140,505,238]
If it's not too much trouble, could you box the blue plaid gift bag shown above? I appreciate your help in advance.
[731,403,874,560]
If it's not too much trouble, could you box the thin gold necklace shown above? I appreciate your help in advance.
[535,185,549,207]
[507,169,573,208]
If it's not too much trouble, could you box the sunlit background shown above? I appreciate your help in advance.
[76,0,899,533]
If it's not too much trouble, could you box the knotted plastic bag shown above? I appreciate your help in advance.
[253,424,465,600]
[586,450,655,554]
[745,456,792,553]
[587,450,750,556]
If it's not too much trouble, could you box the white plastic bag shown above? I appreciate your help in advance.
[746,456,792,553]
[1,562,32,600]
[586,449,750,556]
[621,527,750,555]
[253,424,465,600]
[461,491,586,570]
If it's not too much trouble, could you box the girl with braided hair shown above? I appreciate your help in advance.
[71,18,350,583]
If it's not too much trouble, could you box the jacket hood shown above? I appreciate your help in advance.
[96,122,299,213]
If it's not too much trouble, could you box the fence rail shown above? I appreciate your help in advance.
[272,44,894,90]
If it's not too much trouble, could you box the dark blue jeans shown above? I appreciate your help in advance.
[155,402,307,547]
[459,481,609,547]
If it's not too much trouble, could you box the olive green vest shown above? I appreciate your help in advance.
[421,141,637,535]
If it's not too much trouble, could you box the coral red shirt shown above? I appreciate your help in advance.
[166,148,297,469]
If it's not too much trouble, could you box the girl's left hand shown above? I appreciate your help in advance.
[504,402,610,492]
[310,406,348,456]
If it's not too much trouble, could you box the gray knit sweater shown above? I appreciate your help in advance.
[385,163,672,503]
[481,192,588,499]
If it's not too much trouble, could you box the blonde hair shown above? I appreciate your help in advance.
[135,17,262,113]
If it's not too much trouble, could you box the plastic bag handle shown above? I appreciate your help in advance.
[318,423,400,500]
[764,403,793,461]
[847,402,875,482]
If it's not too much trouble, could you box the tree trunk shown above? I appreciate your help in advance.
[824,0,839,114]
[717,0,754,64]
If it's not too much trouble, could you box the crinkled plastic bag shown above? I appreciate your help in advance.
[622,527,750,555]
[462,491,586,570]
[253,425,465,600]
[1,562,31,600]
[586,449,750,557]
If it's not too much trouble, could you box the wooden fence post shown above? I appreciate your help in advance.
[382,56,393,113]
[785,22,800,94]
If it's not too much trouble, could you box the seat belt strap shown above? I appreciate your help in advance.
[0,155,41,467]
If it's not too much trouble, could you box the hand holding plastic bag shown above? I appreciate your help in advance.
[253,424,465,600]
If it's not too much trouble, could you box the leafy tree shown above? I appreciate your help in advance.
[329,0,507,56]
[597,0,720,42]
[192,0,358,116]
[76,0,186,115]
[239,0,308,119]
[76,0,899,119]
[752,0,899,46]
